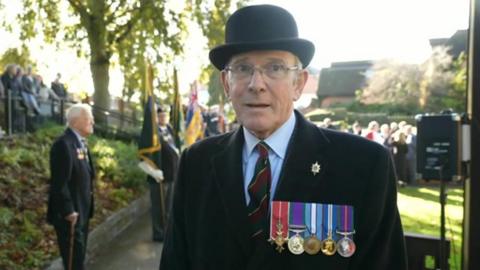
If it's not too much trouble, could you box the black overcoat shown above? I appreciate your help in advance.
[160,111,407,270]
[47,128,95,226]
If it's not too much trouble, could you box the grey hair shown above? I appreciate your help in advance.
[294,55,303,69]
[5,64,17,73]
[66,103,93,127]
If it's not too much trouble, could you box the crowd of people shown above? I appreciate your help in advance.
[320,118,417,186]
[1,64,68,108]
[0,64,69,133]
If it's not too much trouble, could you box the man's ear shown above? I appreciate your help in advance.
[292,70,308,101]
[221,70,231,100]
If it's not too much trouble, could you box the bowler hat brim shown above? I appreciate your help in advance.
[209,38,315,70]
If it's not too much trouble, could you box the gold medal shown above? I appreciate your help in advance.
[321,236,337,256]
[304,235,321,255]
[337,236,356,257]
[287,232,305,255]
[272,220,287,252]
[77,148,85,159]
[269,201,289,253]
[321,204,336,256]
[304,203,321,255]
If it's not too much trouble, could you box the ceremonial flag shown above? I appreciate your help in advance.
[137,62,163,180]
[171,68,184,150]
[185,81,204,146]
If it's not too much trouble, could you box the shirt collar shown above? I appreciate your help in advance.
[70,127,86,146]
[243,111,296,159]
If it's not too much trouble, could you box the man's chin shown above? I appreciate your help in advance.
[243,122,273,138]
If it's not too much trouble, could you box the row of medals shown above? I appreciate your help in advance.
[269,222,356,257]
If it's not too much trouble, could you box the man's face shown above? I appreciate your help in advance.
[221,50,307,139]
[7,66,15,76]
[158,112,169,126]
[73,111,94,137]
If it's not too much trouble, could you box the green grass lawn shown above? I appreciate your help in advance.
[398,185,463,270]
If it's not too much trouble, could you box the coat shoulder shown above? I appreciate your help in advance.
[314,125,390,160]
[185,131,236,154]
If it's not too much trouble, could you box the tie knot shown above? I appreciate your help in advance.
[256,141,269,158]
[81,138,88,147]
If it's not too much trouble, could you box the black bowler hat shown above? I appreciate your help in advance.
[209,5,315,70]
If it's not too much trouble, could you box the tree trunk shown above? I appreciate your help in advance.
[86,1,110,124]
[90,57,110,123]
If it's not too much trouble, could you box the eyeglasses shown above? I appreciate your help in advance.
[224,63,300,81]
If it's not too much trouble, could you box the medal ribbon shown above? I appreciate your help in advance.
[311,204,317,235]
[289,202,305,237]
[327,204,337,239]
[304,203,311,234]
[339,205,354,234]
[270,201,288,240]
[305,203,317,235]
[317,204,323,240]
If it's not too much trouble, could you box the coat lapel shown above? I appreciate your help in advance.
[274,112,331,202]
[212,129,253,256]
[65,128,94,177]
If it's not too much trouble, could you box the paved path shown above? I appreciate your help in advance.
[86,212,163,270]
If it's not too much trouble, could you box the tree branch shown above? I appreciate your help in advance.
[108,4,146,45]
[67,0,89,21]
[105,0,130,24]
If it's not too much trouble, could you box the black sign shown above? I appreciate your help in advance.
[416,114,461,181]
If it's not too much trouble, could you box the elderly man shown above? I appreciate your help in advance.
[47,103,95,270]
[160,5,406,270]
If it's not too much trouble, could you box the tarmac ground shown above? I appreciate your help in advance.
[86,212,162,270]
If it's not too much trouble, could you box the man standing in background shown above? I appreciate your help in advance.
[146,106,180,242]
[47,103,95,270]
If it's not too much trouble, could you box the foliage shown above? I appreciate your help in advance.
[0,46,36,72]
[0,123,146,269]
[359,59,421,108]
[419,47,456,112]
[356,46,467,114]
[443,53,467,113]
[191,0,248,105]
[4,0,191,117]
[207,69,225,106]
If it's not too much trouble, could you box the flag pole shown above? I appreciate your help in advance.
[145,60,167,231]
[159,181,166,229]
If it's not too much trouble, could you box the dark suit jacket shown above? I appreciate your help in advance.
[147,126,180,185]
[159,125,180,183]
[160,111,407,270]
[47,128,95,226]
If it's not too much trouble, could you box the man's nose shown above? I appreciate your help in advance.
[248,69,267,92]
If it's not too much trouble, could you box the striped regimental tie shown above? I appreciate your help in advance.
[247,141,272,239]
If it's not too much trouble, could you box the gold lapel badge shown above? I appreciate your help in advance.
[311,162,321,176]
